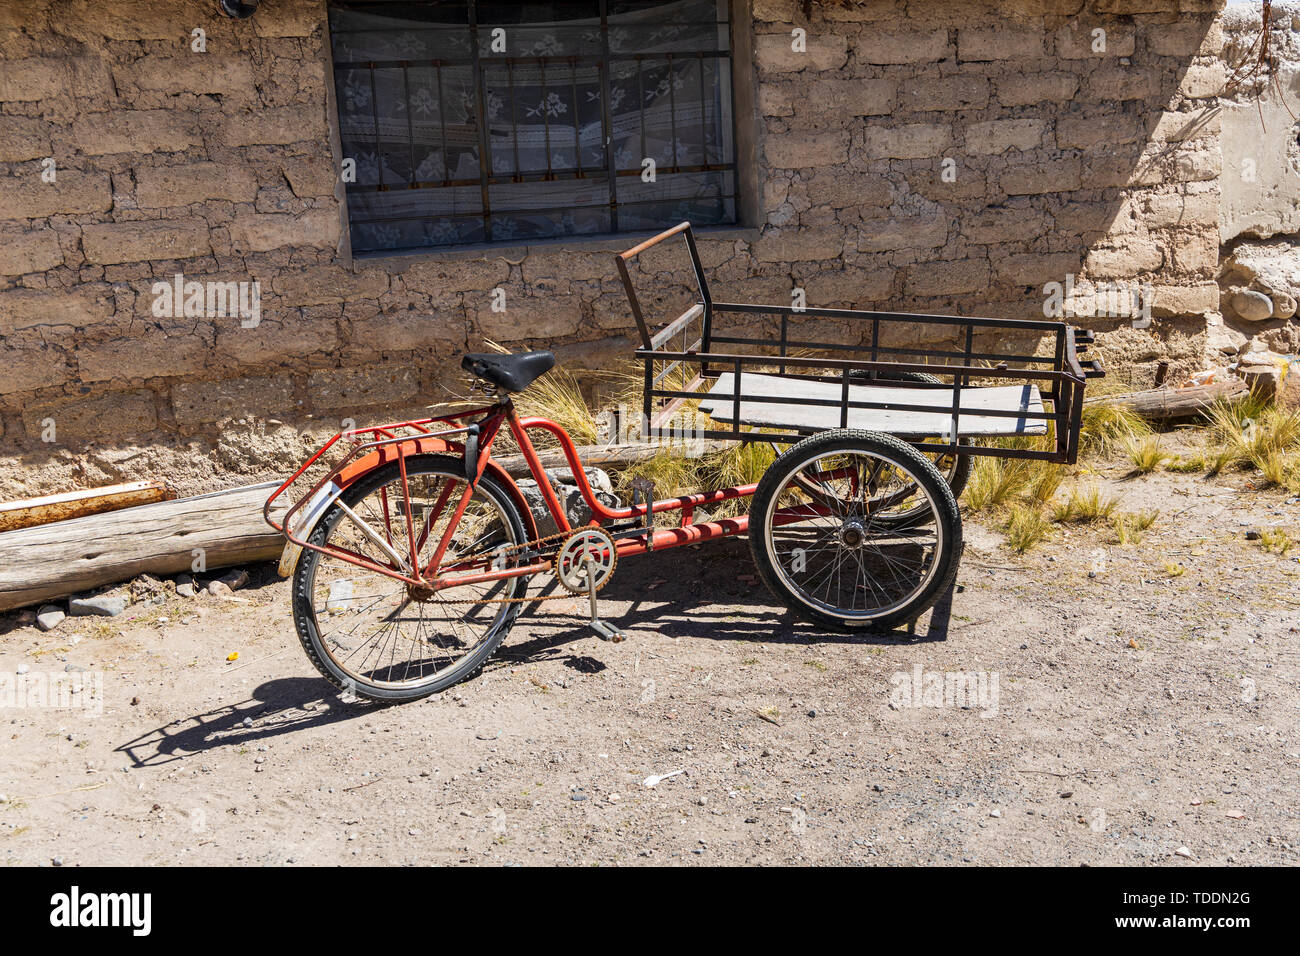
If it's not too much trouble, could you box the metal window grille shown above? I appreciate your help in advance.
[328,0,739,254]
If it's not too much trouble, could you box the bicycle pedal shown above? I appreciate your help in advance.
[589,619,627,643]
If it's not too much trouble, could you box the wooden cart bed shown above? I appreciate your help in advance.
[696,372,1047,438]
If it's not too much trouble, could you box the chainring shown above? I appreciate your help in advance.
[554,527,618,594]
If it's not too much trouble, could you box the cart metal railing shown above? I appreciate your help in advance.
[614,222,1103,464]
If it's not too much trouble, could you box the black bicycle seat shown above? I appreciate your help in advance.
[461,350,556,393]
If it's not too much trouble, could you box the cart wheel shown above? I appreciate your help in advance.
[292,454,528,702]
[749,429,961,632]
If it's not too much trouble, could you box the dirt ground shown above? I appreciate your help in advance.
[2,448,1298,867]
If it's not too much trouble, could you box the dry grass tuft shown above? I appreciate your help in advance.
[1004,504,1053,553]
[1166,454,1206,474]
[1126,435,1170,474]
[1112,508,1158,546]
[1079,402,1152,457]
[1204,393,1300,480]
[965,457,1032,513]
[1257,528,1294,555]
[1051,484,1118,524]
[1026,461,1066,506]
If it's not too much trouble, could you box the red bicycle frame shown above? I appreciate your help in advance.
[264,395,782,592]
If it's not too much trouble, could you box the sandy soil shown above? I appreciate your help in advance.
[2,455,1298,867]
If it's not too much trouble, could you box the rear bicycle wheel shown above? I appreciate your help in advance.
[292,454,528,702]
[749,429,961,632]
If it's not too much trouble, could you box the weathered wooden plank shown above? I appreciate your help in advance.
[697,372,1048,437]
[0,482,288,611]
[1084,379,1246,420]
[0,480,173,533]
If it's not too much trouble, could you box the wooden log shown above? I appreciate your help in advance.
[0,482,287,612]
[0,480,173,533]
[1084,379,1247,420]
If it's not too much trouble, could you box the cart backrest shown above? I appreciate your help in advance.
[613,222,711,350]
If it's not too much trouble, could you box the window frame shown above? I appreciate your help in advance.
[324,0,750,257]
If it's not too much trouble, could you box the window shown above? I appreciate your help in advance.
[328,0,738,254]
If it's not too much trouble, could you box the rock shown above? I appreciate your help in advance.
[36,605,66,631]
[1174,846,1193,859]
[1271,291,1298,320]
[1240,362,1284,397]
[1205,319,1249,356]
[1230,290,1274,322]
[517,474,624,536]
[129,573,167,601]
[68,595,127,617]
[208,580,233,598]
[220,569,250,590]
[552,467,613,494]
[175,574,196,598]
[563,485,622,528]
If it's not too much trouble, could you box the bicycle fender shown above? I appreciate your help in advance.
[277,479,343,578]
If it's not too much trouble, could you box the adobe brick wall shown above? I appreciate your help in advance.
[0,0,1251,496]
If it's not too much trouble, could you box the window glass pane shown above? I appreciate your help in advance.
[618,169,733,230]
[476,2,603,57]
[484,60,604,175]
[608,0,729,54]
[328,0,735,254]
[331,2,472,61]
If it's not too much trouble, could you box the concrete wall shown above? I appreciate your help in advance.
[0,0,1252,495]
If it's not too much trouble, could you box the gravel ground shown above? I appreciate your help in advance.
[1,460,1298,867]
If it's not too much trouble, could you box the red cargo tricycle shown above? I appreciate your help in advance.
[265,223,1101,702]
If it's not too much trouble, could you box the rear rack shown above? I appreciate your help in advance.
[614,222,1102,464]
[262,411,487,544]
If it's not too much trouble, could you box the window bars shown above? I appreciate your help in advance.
[328,0,739,253]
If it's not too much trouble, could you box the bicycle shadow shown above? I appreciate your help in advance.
[116,542,956,763]
[114,676,368,769]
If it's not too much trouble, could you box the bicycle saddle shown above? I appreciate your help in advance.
[461,350,556,393]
